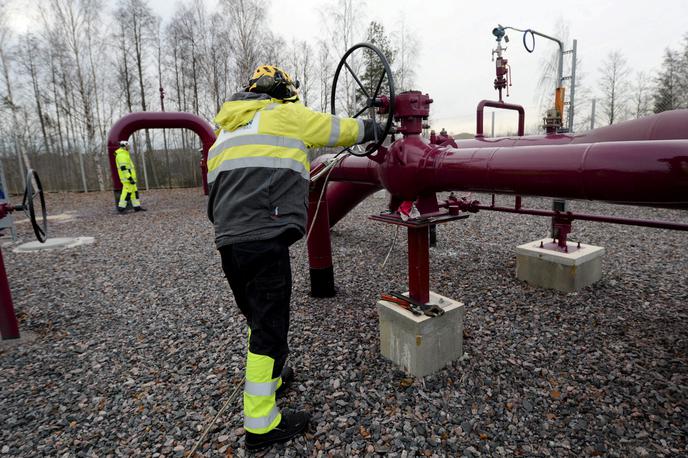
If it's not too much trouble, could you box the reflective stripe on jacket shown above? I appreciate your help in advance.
[207,92,364,248]
[207,96,364,185]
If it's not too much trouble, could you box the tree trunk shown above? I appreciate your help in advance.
[48,48,68,189]
[0,47,31,188]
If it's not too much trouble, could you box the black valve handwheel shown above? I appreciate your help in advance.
[331,42,395,157]
[20,169,47,243]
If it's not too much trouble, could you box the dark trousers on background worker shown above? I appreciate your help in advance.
[219,237,291,434]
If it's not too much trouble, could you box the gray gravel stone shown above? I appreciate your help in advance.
[0,189,686,456]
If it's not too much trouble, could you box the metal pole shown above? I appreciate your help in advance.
[160,87,171,188]
[551,199,568,238]
[542,34,566,236]
[528,30,564,93]
[78,150,88,193]
[15,146,25,192]
[567,39,577,132]
[556,42,563,94]
[590,98,596,130]
[519,29,565,108]
[408,226,430,304]
[491,111,495,137]
[138,133,150,191]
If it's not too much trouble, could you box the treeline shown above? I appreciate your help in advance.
[517,21,688,135]
[1,0,686,195]
[594,35,688,127]
[0,0,418,194]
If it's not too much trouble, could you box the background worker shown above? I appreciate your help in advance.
[114,141,146,213]
[207,65,382,450]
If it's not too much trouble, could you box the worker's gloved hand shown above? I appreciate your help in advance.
[362,120,385,143]
[128,177,136,185]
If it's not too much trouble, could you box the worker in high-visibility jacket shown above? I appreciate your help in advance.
[207,65,382,451]
[114,141,146,213]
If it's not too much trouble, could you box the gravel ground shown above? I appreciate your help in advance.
[0,187,686,457]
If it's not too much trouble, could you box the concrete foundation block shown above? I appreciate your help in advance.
[377,291,464,377]
[516,238,605,292]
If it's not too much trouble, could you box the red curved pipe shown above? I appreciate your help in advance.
[325,182,382,226]
[107,112,216,196]
[315,154,382,184]
[310,155,382,226]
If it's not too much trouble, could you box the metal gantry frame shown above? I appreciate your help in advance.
[497,24,578,132]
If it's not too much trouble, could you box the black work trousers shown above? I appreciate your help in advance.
[219,237,292,378]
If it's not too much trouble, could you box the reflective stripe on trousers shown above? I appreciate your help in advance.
[118,184,140,208]
[244,329,282,434]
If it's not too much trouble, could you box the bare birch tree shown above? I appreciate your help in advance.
[392,16,419,92]
[598,50,630,125]
[48,0,108,191]
[290,40,315,107]
[221,0,267,88]
[631,71,653,119]
[653,48,683,113]
[322,0,366,116]
[0,25,34,193]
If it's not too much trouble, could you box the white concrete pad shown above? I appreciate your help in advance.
[14,236,94,253]
[15,211,78,225]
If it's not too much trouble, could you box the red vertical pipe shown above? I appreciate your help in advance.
[307,181,336,297]
[0,251,19,340]
[200,158,209,195]
[408,226,430,304]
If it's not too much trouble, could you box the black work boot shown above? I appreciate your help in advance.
[116,207,126,214]
[134,206,147,212]
[276,366,294,398]
[245,410,310,451]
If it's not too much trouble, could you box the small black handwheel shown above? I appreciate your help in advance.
[21,169,47,243]
[331,42,395,157]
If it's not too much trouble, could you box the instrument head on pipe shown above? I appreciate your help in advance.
[394,91,433,136]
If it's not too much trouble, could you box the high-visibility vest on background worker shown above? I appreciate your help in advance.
[115,146,141,209]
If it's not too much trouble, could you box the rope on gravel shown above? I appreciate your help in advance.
[380,225,399,270]
[299,151,349,264]
[187,377,245,458]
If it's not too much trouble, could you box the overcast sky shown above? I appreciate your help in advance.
[8,0,688,133]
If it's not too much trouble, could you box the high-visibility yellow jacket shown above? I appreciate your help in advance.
[207,92,368,248]
[114,147,137,185]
